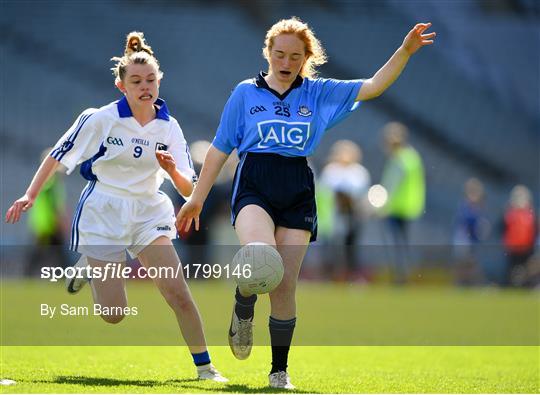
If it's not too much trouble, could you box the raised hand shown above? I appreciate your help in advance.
[156,150,176,174]
[402,22,436,55]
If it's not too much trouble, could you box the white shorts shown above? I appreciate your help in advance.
[70,181,177,262]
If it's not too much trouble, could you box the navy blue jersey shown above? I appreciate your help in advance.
[213,73,363,157]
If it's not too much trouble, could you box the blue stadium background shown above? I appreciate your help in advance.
[1,0,538,282]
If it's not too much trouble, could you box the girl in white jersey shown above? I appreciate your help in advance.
[5,32,227,383]
[177,18,435,389]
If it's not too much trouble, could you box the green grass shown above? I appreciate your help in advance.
[1,280,539,392]
[2,281,538,346]
[1,346,538,393]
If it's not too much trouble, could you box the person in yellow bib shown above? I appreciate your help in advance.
[380,122,425,284]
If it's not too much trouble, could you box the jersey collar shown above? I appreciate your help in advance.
[117,96,170,121]
[254,71,303,101]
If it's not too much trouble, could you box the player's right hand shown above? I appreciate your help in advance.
[176,199,203,233]
[5,194,35,224]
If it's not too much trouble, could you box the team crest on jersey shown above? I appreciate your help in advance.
[297,105,312,117]
[257,120,310,151]
[155,142,168,151]
[59,140,74,153]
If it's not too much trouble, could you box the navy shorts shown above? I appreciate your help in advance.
[231,152,318,242]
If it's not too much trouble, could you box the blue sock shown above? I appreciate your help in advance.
[192,351,211,367]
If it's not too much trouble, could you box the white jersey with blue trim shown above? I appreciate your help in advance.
[50,97,195,196]
[212,72,363,157]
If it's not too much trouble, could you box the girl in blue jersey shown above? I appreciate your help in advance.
[177,18,435,389]
[6,32,227,383]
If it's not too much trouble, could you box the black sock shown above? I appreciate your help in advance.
[234,287,257,320]
[269,316,296,374]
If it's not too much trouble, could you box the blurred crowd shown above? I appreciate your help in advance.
[25,122,538,288]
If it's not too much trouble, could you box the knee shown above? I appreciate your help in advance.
[100,313,125,324]
[95,303,127,324]
[271,274,297,298]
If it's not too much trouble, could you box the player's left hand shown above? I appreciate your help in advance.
[402,22,436,55]
[156,150,176,174]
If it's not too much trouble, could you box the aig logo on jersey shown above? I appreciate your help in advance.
[257,120,311,151]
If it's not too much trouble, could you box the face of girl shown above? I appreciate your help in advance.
[116,63,160,108]
[268,34,306,84]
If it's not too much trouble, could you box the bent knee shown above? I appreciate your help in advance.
[100,313,125,324]
[95,304,128,324]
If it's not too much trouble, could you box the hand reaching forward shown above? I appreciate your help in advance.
[176,198,202,233]
[5,194,35,224]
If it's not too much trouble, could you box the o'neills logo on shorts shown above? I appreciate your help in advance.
[257,120,311,151]
[157,225,172,231]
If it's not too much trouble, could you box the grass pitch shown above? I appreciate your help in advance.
[1,346,538,393]
[1,280,538,393]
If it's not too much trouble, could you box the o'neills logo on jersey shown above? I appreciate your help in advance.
[257,120,310,151]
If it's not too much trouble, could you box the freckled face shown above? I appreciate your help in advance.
[268,34,306,84]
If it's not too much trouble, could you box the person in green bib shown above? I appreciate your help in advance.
[27,148,69,275]
[380,122,425,284]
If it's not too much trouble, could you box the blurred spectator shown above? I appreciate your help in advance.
[380,122,425,284]
[502,185,537,287]
[453,178,489,285]
[26,148,69,275]
[523,215,540,288]
[318,140,371,281]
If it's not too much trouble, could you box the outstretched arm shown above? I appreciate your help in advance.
[175,145,229,232]
[356,23,436,102]
[5,155,60,224]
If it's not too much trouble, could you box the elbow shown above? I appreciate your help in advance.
[370,89,384,99]
[368,82,386,99]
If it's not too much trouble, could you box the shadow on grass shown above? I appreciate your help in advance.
[40,376,198,387]
[33,376,316,393]
[160,380,315,393]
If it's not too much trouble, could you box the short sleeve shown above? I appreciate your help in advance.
[168,120,197,183]
[212,86,245,154]
[49,109,101,175]
[316,79,363,130]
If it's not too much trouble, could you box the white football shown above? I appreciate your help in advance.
[233,242,284,294]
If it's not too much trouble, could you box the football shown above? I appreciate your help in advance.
[233,242,284,294]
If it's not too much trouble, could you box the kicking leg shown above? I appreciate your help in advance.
[228,204,276,359]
